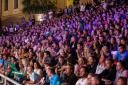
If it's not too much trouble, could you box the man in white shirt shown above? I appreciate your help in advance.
[76,67,88,85]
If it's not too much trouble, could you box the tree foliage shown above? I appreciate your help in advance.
[22,0,56,14]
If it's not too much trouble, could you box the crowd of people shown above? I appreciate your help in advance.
[0,1,128,85]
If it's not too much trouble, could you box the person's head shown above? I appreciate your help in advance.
[105,58,114,69]
[19,61,24,69]
[124,29,128,35]
[58,57,64,64]
[0,54,2,59]
[90,75,100,85]
[77,43,83,50]
[29,59,35,67]
[87,36,91,42]
[28,51,34,58]
[99,54,106,64]
[7,64,11,69]
[114,29,120,35]
[101,46,108,53]
[46,66,55,77]
[71,36,76,43]
[117,77,127,85]
[83,29,88,35]
[37,51,43,58]
[99,36,104,42]
[87,56,96,65]
[120,38,126,45]
[11,57,16,63]
[116,61,126,71]
[48,36,53,41]
[87,73,94,84]
[103,31,107,37]
[3,54,7,60]
[52,42,58,49]
[64,45,70,52]
[118,44,125,53]
[65,64,74,75]
[117,38,121,45]
[78,57,86,65]
[27,65,34,73]
[59,49,65,57]
[34,61,41,69]
[79,67,88,78]
[44,51,51,57]
[110,37,116,44]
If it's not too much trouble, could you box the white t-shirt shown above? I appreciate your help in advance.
[95,64,106,74]
[34,69,42,77]
[29,72,40,83]
[75,78,88,85]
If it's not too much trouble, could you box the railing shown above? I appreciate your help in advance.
[0,73,21,85]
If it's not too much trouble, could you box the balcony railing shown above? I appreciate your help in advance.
[0,73,21,85]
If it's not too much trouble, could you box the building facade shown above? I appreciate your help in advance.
[2,0,24,24]
[1,0,93,24]
[57,0,93,9]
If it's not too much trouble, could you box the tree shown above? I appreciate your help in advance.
[22,0,57,14]
[73,0,79,5]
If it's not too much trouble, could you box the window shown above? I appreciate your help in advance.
[4,0,8,11]
[14,0,18,9]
